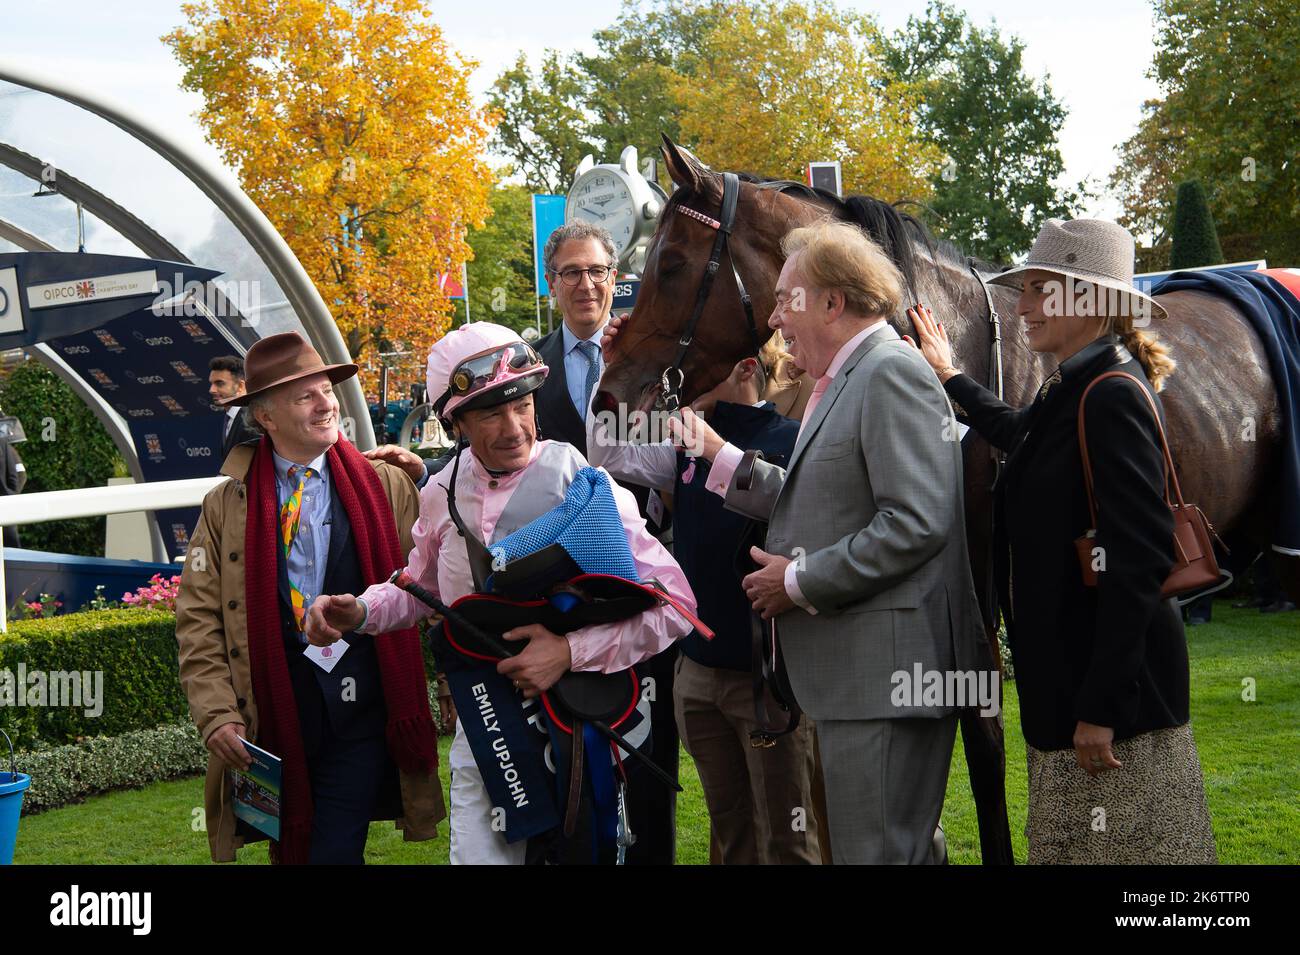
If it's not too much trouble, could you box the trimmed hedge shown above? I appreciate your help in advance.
[15,721,206,814]
[0,608,186,748]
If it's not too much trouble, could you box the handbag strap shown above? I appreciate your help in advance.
[1077,370,1186,529]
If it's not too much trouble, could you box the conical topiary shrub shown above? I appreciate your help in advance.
[1169,180,1224,269]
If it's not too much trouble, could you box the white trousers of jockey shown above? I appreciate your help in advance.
[353,322,698,864]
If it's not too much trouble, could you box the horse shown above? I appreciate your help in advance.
[596,135,1296,864]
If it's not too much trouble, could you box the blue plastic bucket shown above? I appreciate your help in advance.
[0,729,28,865]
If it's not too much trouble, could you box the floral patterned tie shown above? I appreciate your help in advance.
[279,465,314,631]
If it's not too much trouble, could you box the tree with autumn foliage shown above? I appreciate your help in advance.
[670,0,938,201]
[164,0,496,390]
[490,0,936,202]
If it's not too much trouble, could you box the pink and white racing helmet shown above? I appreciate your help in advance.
[427,322,549,425]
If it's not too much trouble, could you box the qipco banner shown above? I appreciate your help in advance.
[0,252,261,559]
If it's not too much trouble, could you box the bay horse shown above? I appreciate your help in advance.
[596,136,1296,864]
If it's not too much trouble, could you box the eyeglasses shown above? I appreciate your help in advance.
[550,265,616,287]
[448,342,543,397]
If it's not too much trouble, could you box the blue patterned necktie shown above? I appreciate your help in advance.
[577,339,601,416]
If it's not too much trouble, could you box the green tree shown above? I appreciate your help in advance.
[1169,180,1223,269]
[0,361,124,557]
[670,0,938,200]
[882,1,1087,261]
[489,2,726,194]
[452,181,540,335]
[1114,0,1300,265]
[489,51,600,194]
[579,1,727,186]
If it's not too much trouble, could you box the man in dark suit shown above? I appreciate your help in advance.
[534,225,614,448]
[210,355,260,459]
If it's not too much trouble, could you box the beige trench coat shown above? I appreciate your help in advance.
[175,442,445,862]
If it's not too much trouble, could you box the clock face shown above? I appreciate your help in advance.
[568,170,636,253]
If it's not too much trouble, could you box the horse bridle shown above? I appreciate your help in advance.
[658,172,763,413]
[968,261,1008,632]
[968,262,1006,421]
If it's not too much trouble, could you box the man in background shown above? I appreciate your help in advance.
[210,355,259,459]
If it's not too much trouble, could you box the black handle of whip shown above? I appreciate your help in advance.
[386,569,516,658]
[591,720,683,792]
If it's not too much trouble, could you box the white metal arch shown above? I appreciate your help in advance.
[0,62,376,448]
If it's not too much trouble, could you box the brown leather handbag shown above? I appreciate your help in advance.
[1074,371,1222,597]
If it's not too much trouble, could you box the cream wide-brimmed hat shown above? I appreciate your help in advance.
[988,217,1167,322]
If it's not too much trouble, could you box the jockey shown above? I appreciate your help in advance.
[305,322,699,864]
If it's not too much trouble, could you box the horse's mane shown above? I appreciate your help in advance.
[665,170,1004,297]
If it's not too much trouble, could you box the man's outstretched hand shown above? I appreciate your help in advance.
[306,594,365,646]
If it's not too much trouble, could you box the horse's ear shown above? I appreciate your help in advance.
[661,133,720,200]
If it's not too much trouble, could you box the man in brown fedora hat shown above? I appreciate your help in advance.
[176,332,444,864]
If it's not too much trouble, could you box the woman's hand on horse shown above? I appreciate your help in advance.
[1073,720,1122,776]
[498,624,573,698]
[600,315,627,362]
[904,304,959,382]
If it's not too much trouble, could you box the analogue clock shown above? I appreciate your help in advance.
[566,146,668,273]
[569,170,636,252]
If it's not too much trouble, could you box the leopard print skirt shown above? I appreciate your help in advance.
[1025,722,1217,864]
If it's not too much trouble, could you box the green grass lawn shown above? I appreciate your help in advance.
[12,605,1296,864]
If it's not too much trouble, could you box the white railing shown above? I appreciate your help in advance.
[0,477,225,631]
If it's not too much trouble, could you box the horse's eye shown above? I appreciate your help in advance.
[659,259,686,277]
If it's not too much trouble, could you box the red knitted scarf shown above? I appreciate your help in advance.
[243,435,437,864]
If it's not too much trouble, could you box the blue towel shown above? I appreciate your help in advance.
[490,467,640,581]
[1152,269,1300,555]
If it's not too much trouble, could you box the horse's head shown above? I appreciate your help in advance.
[595,137,823,417]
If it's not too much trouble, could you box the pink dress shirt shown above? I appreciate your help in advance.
[704,321,890,614]
[357,439,696,672]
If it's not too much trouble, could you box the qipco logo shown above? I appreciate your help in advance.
[178,437,212,458]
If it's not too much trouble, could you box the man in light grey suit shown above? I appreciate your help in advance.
[673,220,990,864]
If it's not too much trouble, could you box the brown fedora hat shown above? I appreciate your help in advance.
[220,332,358,407]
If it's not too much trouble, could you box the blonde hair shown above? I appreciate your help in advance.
[760,332,800,383]
[781,219,904,319]
[1102,306,1176,393]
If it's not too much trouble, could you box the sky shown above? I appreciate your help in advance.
[0,0,1163,221]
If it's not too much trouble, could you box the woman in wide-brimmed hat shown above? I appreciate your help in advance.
[908,218,1216,864]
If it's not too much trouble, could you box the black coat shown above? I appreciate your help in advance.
[535,324,666,534]
[945,336,1190,751]
[672,401,799,671]
[534,326,588,450]
[221,407,261,459]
